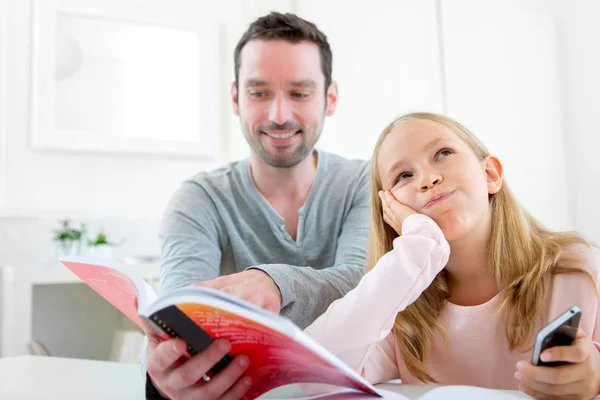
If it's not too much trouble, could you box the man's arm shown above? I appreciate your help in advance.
[250,165,371,329]
[141,180,225,378]
[159,180,226,295]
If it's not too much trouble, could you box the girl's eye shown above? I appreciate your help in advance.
[436,148,454,159]
[396,172,413,184]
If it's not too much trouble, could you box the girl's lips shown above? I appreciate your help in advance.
[424,190,454,208]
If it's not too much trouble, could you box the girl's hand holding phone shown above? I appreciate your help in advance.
[516,329,600,399]
[378,190,418,235]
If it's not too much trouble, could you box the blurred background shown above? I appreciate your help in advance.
[0,0,598,363]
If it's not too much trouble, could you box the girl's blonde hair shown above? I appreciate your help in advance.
[367,112,595,382]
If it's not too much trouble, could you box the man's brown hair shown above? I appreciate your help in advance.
[234,12,333,93]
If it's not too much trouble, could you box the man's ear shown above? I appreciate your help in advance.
[484,155,503,195]
[231,82,240,116]
[325,81,338,117]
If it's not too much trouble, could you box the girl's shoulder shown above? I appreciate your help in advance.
[548,243,600,339]
[560,243,600,279]
[548,243,600,310]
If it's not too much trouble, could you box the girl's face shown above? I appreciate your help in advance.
[377,119,502,241]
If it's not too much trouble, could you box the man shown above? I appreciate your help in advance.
[145,12,370,400]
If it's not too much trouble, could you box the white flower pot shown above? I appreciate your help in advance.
[86,245,113,259]
[56,239,79,260]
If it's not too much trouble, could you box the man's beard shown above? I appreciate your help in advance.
[256,139,314,168]
[244,120,322,168]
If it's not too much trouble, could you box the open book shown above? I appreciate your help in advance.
[59,256,382,400]
[285,385,528,399]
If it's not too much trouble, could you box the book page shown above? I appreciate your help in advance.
[60,259,144,328]
[266,385,527,400]
[267,388,409,399]
[417,385,529,399]
[172,302,380,400]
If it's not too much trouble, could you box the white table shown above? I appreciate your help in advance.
[0,355,146,399]
[0,355,528,399]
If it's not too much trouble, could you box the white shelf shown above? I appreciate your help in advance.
[0,262,159,358]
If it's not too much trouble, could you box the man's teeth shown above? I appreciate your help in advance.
[266,132,296,139]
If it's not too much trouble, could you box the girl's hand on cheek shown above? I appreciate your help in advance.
[378,190,418,235]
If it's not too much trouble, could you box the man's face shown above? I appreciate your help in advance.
[232,40,337,168]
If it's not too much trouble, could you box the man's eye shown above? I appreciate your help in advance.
[291,92,309,99]
[249,91,267,98]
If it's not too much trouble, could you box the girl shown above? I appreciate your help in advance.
[304,112,600,399]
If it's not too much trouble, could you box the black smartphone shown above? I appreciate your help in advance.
[148,305,233,376]
[531,306,581,367]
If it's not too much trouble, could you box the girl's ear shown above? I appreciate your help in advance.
[484,156,503,195]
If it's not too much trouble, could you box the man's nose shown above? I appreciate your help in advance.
[268,94,293,125]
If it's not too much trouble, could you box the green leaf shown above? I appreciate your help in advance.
[53,218,83,242]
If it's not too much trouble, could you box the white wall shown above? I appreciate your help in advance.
[0,0,294,220]
[1,0,598,361]
[555,0,600,244]
[0,0,298,268]
[295,0,444,160]
[0,0,595,237]
[0,5,7,215]
[1,0,203,218]
[441,0,572,231]
[295,0,576,232]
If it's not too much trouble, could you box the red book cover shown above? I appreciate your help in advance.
[61,259,144,328]
[171,302,378,400]
[60,256,381,400]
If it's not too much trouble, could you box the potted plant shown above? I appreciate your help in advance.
[53,219,85,259]
[87,231,118,259]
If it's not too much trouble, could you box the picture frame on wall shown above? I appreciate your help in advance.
[30,0,222,158]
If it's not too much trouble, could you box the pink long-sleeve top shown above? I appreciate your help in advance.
[304,214,600,389]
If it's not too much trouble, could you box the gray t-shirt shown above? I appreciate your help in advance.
[159,149,371,329]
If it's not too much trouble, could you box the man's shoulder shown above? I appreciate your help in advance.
[165,160,248,215]
[318,149,371,184]
[184,160,247,192]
